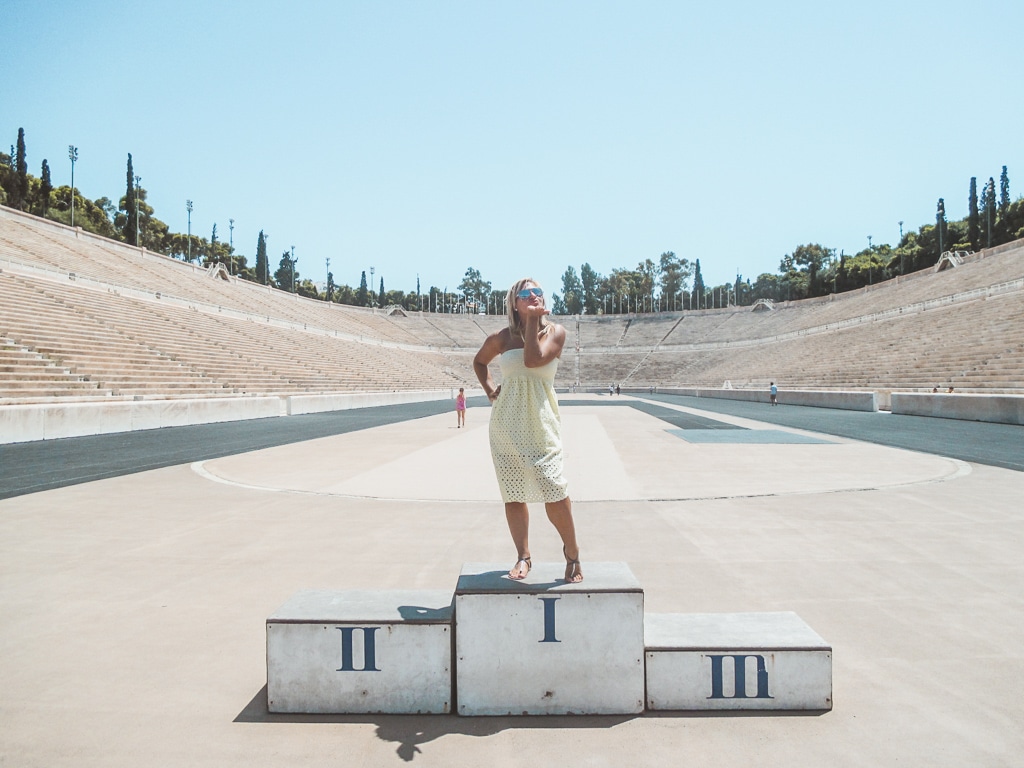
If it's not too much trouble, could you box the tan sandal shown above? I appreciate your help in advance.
[509,556,531,580]
[563,546,583,583]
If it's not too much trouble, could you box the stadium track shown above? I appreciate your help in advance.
[2,393,1020,500]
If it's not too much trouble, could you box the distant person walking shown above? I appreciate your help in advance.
[455,387,466,428]
[473,278,583,583]
[770,382,778,406]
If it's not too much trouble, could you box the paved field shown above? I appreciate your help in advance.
[2,394,1022,767]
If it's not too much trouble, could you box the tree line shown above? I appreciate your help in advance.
[2,127,1022,315]
[547,166,1023,314]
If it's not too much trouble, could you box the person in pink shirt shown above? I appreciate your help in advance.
[455,387,466,428]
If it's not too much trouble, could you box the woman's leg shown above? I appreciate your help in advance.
[545,496,582,582]
[505,502,531,579]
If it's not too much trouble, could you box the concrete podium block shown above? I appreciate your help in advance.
[266,589,453,714]
[645,612,832,711]
[454,562,645,716]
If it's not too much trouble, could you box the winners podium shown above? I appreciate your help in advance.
[266,563,831,715]
[455,562,645,715]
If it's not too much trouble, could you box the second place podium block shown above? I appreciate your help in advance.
[266,589,454,714]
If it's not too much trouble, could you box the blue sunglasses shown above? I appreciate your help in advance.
[517,287,544,299]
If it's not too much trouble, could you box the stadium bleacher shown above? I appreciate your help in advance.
[2,204,1022,411]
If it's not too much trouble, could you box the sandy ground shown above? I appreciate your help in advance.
[2,394,1022,767]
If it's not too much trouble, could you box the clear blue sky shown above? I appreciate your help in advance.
[3,0,1022,302]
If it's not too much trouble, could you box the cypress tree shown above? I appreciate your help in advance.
[255,230,268,284]
[39,159,52,216]
[357,271,368,306]
[14,128,28,210]
[378,278,386,308]
[123,154,137,245]
[967,177,980,251]
[1000,166,1010,214]
[693,259,705,308]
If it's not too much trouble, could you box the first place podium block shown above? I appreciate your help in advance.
[266,589,454,714]
[454,562,645,716]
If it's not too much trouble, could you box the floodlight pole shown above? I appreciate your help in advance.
[68,145,78,227]
[134,175,141,247]
[186,200,193,263]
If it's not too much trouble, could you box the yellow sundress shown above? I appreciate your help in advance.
[489,348,569,503]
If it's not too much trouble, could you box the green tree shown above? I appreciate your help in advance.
[458,267,492,308]
[692,259,706,308]
[560,265,583,314]
[0,148,10,206]
[658,251,690,310]
[255,231,268,284]
[634,259,657,311]
[297,278,321,300]
[357,271,369,306]
[46,187,117,238]
[203,223,232,267]
[999,166,1010,214]
[837,251,850,291]
[378,278,386,307]
[580,263,601,315]
[142,212,170,254]
[38,159,52,216]
[119,154,138,245]
[274,251,296,291]
[1001,197,1024,241]
[790,243,829,297]
[13,128,28,210]
[488,288,506,316]
[750,272,781,302]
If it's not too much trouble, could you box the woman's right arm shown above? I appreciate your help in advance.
[473,330,507,402]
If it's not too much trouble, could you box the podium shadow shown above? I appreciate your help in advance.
[235,685,637,762]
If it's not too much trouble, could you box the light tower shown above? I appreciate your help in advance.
[134,175,142,246]
[68,145,78,227]
[186,200,193,262]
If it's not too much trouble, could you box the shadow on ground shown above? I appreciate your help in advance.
[235,685,826,762]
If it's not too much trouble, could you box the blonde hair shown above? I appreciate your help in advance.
[506,278,550,337]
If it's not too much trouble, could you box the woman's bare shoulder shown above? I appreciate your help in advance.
[489,327,512,345]
[476,327,511,361]
[544,321,567,343]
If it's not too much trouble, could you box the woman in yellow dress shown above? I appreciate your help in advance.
[473,278,582,582]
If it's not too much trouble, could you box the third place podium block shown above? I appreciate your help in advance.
[454,562,645,716]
